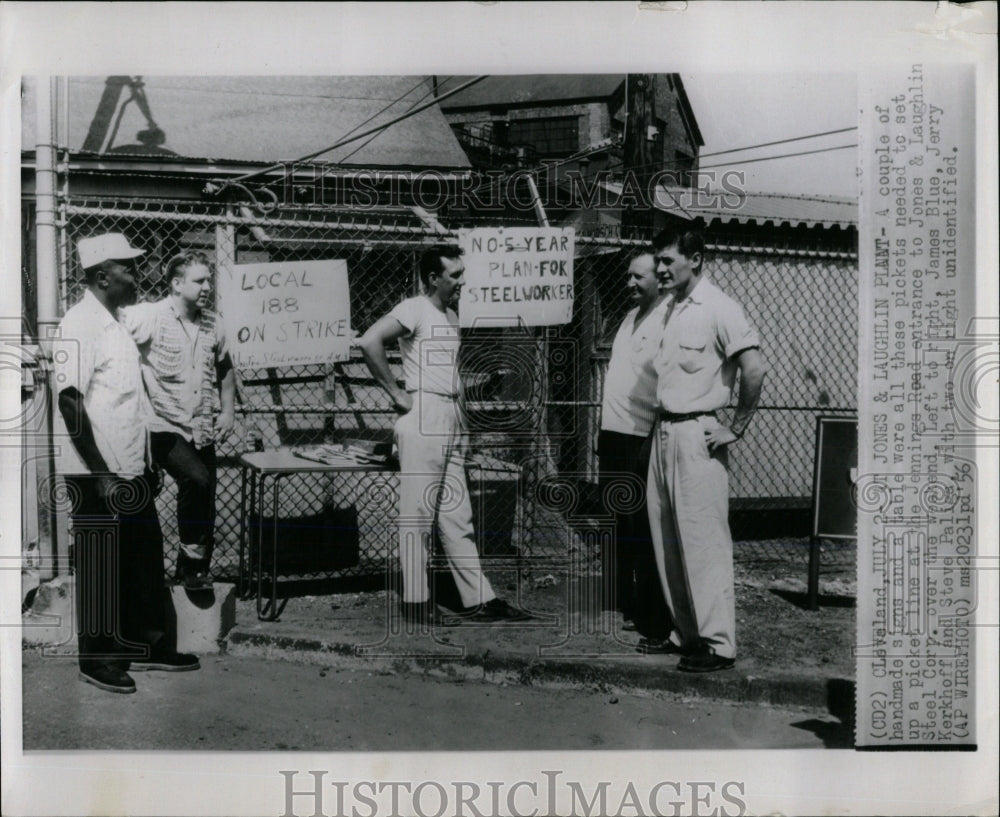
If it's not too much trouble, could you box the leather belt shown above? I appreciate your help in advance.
[657,410,715,423]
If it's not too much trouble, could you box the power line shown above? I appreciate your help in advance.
[210,75,488,193]
[696,143,856,171]
[699,126,857,160]
[335,77,455,166]
[467,125,858,196]
[332,77,433,148]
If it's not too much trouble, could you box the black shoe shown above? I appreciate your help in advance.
[448,598,532,624]
[636,637,684,655]
[79,665,136,693]
[176,555,213,590]
[677,643,735,673]
[130,651,201,672]
[400,601,445,627]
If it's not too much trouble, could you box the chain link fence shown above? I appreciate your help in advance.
[51,196,857,582]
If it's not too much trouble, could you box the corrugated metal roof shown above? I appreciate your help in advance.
[22,76,471,168]
[601,183,856,228]
[654,187,857,228]
[438,75,625,109]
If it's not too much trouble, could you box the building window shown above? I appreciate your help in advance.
[507,116,580,157]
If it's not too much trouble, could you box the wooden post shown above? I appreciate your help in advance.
[621,74,657,239]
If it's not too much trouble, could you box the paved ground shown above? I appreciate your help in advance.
[20,651,850,751]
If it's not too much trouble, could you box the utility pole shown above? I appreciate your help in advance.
[621,74,657,239]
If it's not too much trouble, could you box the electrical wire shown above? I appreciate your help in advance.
[211,75,488,193]
[696,143,856,171]
[465,125,858,200]
[335,77,455,167]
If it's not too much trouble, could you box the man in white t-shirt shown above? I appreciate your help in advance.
[599,251,673,644]
[359,245,529,626]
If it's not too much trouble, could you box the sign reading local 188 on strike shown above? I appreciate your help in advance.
[457,227,575,327]
[218,259,352,369]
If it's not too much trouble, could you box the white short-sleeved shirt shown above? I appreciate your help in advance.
[52,289,149,477]
[601,298,672,436]
[655,278,760,414]
[121,298,228,444]
[388,296,460,397]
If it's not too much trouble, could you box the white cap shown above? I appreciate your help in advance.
[77,233,145,270]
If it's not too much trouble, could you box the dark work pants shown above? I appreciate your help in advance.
[66,473,170,671]
[151,432,217,565]
[598,429,672,638]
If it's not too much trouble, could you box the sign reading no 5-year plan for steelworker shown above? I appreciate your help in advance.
[219,260,352,369]
[458,227,575,327]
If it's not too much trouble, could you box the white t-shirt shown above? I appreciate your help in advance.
[388,296,460,397]
[601,298,672,436]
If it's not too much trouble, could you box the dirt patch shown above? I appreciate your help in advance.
[249,539,856,684]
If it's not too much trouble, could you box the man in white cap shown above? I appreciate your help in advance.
[54,233,199,694]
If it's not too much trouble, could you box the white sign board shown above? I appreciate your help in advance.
[219,259,352,369]
[457,227,575,327]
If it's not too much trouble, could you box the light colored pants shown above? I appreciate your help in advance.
[394,392,496,607]
[646,414,736,658]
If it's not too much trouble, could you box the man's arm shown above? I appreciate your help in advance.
[705,347,767,451]
[119,303,153,345]
[57,387,116,497]
[215,353,236,440]
[358,315,411,414]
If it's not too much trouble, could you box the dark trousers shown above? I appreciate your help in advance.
[65,473,170,671]
[598,429,672,638]
[150,432,217,564]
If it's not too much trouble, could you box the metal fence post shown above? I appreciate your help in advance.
[34,76,65,580]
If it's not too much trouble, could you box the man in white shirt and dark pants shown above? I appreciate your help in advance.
[360,244,529,626]
[599,251,673,643]
[54,233,199,694]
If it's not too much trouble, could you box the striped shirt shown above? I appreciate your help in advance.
[122,298,228,447]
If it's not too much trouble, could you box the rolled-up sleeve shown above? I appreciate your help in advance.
[214,314,229,362]
[716,299,760,360]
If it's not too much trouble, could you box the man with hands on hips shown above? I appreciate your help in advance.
[646,227,766,672]
[359,244,529,626]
